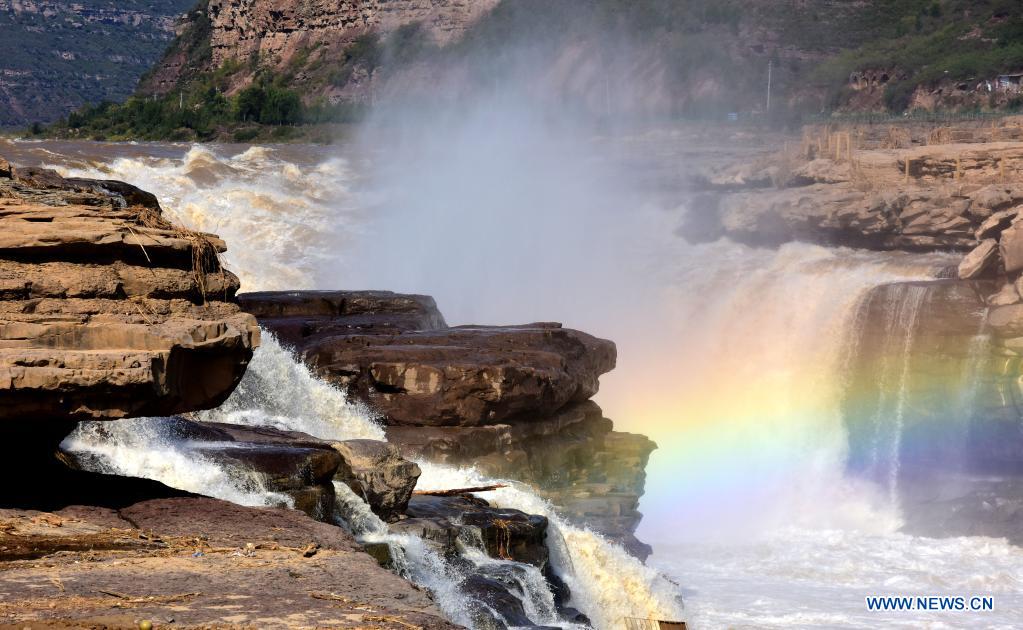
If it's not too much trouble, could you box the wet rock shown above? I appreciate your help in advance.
[958,239,1000,279]
[240,291,616,427]
[394,495,550,570]
[63,418,344,520]
[462,573,534,628]
[333,439,421,521]
[387,401,656,558]
[163,419,420,521]
[0,158,259,423]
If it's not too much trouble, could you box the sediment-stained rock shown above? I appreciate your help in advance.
[0,159,259,422]
[393,494,550,570]
[240,291,616,427]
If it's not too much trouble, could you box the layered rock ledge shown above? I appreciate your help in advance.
[239,290,616,427]
[680,138,1023,253]
[0,157,259,422]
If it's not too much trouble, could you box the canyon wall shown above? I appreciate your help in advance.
[0,0,193,126]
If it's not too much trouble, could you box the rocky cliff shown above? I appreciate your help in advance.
[0,158,259,423]
[681,119,1023,254]
[0,0,194,127]
[141,0,499,97]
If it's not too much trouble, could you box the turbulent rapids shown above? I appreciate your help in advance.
[6,139,1022,628]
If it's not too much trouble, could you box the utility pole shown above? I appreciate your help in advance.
[766,59,773,113]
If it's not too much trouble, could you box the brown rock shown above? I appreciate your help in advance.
[1000,222,1023,274]
[975,207,1019,240]
[958,239,999,279]
[0,159,259,422]
[988,303,1023,338]
[240,291,616,427]
[0,498,458,629]
[988,283,1021,307]
[970,184,1015,215]
[393,494,550,570]
[387,400,656,558]
[332,439,421,522]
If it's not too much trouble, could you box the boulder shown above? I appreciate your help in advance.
[989,304,1023,338]
[975,207,1019,240]
[332,439,421,522]
[240,291,616,427]
[989,283,1021,307]
[958,239,999,279]
[0,159,258,423]
[970,185,1015,215]
[393,494,550,570]
[1001,222,1023,274]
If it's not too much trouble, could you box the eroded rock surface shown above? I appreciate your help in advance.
[0,159,259,422]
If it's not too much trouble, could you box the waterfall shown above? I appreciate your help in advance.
[62,418,294,509]
[63,333,683,629]
[858,284,930,506]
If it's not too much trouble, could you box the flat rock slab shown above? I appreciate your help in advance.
[239,291,616,427]
[0,498,459,629]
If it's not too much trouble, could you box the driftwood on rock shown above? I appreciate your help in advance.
[413,484,507,497]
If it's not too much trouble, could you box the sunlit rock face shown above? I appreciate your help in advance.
[843,278,1023,542]
[0,158,259,424]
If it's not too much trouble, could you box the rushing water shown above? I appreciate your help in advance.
[8,138,1023,628]
[63,330,682,629]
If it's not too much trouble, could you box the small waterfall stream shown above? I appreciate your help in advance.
[856,283,931,506]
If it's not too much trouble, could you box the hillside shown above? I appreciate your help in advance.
[39,0,1023,140]
[0,0,195,128]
